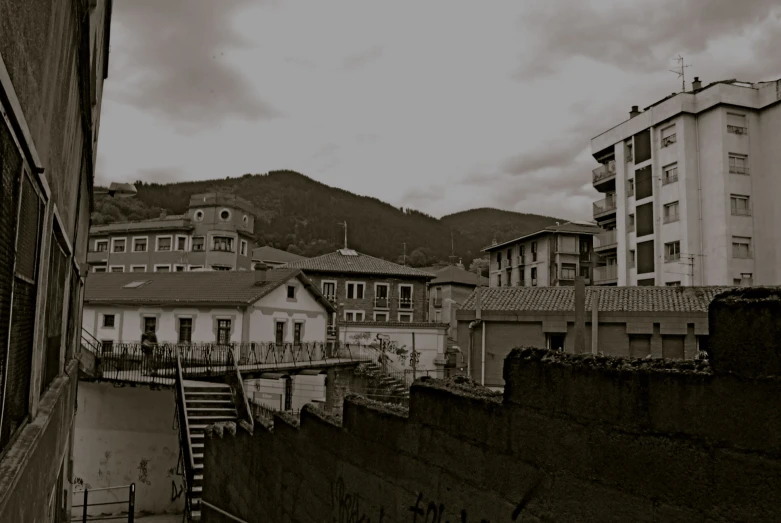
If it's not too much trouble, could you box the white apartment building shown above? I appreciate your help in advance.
[590,77,781,287]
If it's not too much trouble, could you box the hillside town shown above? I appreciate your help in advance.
[1,1,780,522]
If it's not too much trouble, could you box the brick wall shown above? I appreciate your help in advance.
[201,288,781,522]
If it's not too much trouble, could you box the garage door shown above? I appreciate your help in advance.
[662,335,685,359]
[628,335,651,359]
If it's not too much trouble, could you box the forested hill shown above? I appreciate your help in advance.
[91,170,564,267]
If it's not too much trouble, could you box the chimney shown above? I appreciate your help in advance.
[254,262,268,283]
[692,77,702,91]
[629,106,640,118]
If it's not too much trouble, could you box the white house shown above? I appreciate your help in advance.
[82,265,336,346]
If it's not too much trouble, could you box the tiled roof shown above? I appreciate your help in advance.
[483,221,601,252]
[252,246,306,264]
[84,269,334,310]
[429,265,489,287]
[90,217,193,234]
[282,250,436,278]
[461,286,738,313]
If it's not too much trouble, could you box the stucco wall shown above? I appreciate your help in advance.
[200,289,781,522]
[73,382,184,516]
[250,279,329,343]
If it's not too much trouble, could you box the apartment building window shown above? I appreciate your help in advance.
[627,178,635,197]
[344,311,365,322]
[634,129,651,163]
[211,265,231,271]
[322,281,336,300]
[730,195,751,216]
[133,237,148,252]
[531,242,537,262]
[663,202,680,223]
[626,143,634,163]
[374,283,389,308]
[727,113,748,135]
[111,238,126,253]
[191,236,205,252]
[130,265,147,272]
[519,244,525,263]
[637,240,654,274]
[740,273,753,286]
[664,241,681,263]
[374,312,389,321]
[103,314,115,328]
[495,252,501,268]
[240,240,248,256]
[398,313,413,322]
[662,164,678,185]
[178,318,192,343]
[155,264,171,272]
[666,281,681,287]
[287,285,296,299]
[174,265,186,272]
[109,265,124,273]
[495,274,501,287]
[579,266,590,280]
[636,203,654,237]
[94,267,107,273]
[731,236,752,259]
[531,267,537,286]
[399,285,413,309]
[212,236,234,252]
[144,316,157,334]
[661,125,677,147]
[347,282,365,299]
[729,154,749,175]
[628,214,635,233]
[635,166,653,200]
[189,266,203,271]
[506,249,512,264]
[95,239,108,252]
[217,319,232,344]
[580,239,591,260]
[629,249,636,269]
[156,236,172,252]
[293,322,303,345]
[560,263,576,280]
[176,235,187,251]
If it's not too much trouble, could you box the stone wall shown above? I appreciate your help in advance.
[200,288,781,522]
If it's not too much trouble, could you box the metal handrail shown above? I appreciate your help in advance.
[72,483,135,522]
[201,500,249,523]
[174,349,196,520]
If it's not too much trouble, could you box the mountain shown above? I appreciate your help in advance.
[91,170,564,267]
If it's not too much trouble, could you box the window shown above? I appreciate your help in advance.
[398,285,413,308]
[531,267,537,286]
[242,215,249,226]
[174,265,186,272]
[240,240,248,256]
[144,316,157,334]
[398,313,413,322]
[191,236,205,252]
[322,281,336,300]
[211,265,231,271]
[634,129,651,163]
[156,236,172,252]
[130,265,147,272]
[193,210,204,221]
[287,285,296,299]
[636,202,654,237]
[344,311,365,322]
[495,252,501,267]
[637,240,654,274]
[729,154,749,175]
[155,264,171,272]
[740,273,753,286]
[661,125,677,147]
[733,278,742,286]
[109,265,124,273]
[176,235,187,251]
[531,241,537,262]
[629,249,635,269]
[374,312,389,321]
[730,195,751,216]
[374,283,390,307]
[663,202,680,223]
[628,213,635,233]
[627,178,635,197]
[212,236,234,252]
[103,314,115,328]
[663,164,678,185]
[626,143,634,162]
[732,236,752,258]
[638,278,655,286]
[579,266,590,279]
[519,244,525,262]
[666,281,681,286]
[727,113,747,134]
[95,239,108,252]
[635,166,653,200]
[435,310,442,322]
[94,266,107,273]
[293,322,303,344]
[217,319,232,344]
[178,318,192,343]
[111,238,126,253]
[664,241,681,262]
[506,249,512,261]
[347,282,365,299]
[133,237,148,252]
[189,265,203,271]
[560,263,576,280]
[219,209,231,221]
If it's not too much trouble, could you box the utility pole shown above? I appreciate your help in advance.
[337,221,348,249]
[669,54,691,93]
[449,230,457,265]
[402,242,407,265]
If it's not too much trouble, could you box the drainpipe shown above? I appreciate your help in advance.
[481,322,486,385]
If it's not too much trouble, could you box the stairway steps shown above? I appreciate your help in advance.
[189,415,238,422]
[192,443,204,449]
[192,486,203,493]
[186,398,235,404]
[187,407,237,412]
[194,474,203,481]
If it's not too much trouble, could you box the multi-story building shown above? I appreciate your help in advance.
[88,192,257,273]
[590,77,781,286]
[0,1,112,521]
[281,248,435,325]
[484,222,601,288]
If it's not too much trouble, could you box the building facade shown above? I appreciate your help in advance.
[0,1,112,521]
[484,222,601,288]
[456,285,729,389]
[590,77,781,287]
[88,192,257,273]
[282,249,435,325]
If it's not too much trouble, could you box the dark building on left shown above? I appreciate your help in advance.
[0,1,113,521]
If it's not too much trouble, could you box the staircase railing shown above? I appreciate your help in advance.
[174,348,197,521]
[71,484,135,522]
[225,349,254,431]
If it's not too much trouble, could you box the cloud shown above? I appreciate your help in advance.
[343,45,384,71]
[133,167,187,185]
[109,0,279,127]
[515,0,781,78]
[400,184,448,207]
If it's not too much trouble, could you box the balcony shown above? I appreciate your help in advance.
[626,152,634,163]
[398,298,413,310]
[558,270,576,281]
[594,230,618,252]
[663,213,679,224]
[727,125,748,135]
[593,194,617,219]
[374,296,389,309]
[661,134,677,148]
[515,256,525,266]
[730,165,750,175]
[592,160,616,190]
[593,265,618,284]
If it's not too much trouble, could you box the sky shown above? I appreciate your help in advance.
[96,0,781,222]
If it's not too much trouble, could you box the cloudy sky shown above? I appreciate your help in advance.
[96,0,781,222]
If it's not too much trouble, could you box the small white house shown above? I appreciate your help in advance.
[82,265,336,346]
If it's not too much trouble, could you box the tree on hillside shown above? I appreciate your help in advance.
[469,257,489,278]
[286,244,303,255]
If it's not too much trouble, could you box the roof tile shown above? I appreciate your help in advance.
[282,250,435,278]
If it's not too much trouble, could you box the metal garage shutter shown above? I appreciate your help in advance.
[628,335,651,359]
[662,335,685,360]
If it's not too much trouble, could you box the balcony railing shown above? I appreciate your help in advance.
[662,173,679,185]
[664,253,681,263]
[398,298,413,310]
[593,195,617,218]
[592,160,616,184]
[593,265,618,283]
[594,229,618,250]
[374,296,389,309]
[731,206,752,216]
[661,134,677,148]
[727,125,748,135]
[663,213,679,224]
[730,165,750,175]
[558,271,576,281]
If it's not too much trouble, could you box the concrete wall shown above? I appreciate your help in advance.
[73,382,184,516]
[339,323,447,372]
[200,289,781,523]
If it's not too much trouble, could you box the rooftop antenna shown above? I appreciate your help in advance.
[669,54,691,93]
